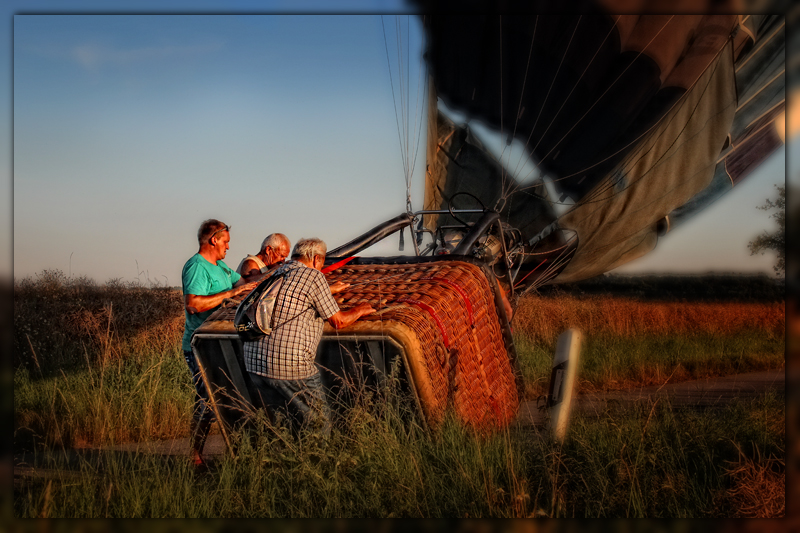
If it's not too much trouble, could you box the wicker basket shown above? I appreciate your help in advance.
[322,257,520,430]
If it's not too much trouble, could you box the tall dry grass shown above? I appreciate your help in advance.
[722,445,785,518]
[14,270,189,449]
[14,390,785,518]
[14,269,183,370]
[513,295,785,347]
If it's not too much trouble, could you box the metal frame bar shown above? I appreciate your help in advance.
[192,331,430,435]
[320,333,428,432]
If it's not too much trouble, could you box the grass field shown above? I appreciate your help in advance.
[512,293,785,396]
[12,270,786,518]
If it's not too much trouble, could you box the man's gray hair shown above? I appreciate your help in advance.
[291,238,327,261]
[260,233,289,253]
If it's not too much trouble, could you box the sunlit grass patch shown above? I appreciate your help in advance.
[513,294,785,345]
[721,444,785,518]
[15,349,191,449]
[513,292,785,397]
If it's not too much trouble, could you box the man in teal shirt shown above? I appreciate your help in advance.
[182,219,258,470]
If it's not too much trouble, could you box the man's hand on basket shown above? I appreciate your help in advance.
[329,281,350,295]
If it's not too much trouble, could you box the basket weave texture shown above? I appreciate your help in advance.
[324,260,519,430]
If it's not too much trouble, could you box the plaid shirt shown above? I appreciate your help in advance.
[243,261,339,380]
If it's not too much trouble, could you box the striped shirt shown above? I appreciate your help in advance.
[242,261,339,380]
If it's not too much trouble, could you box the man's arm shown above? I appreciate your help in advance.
[239,259,264,282]
[327,302,375,330]
[184,281,258,315]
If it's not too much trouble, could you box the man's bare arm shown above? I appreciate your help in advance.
[184,281,258,314]
[327,302,375,330]
[240,259,264,282]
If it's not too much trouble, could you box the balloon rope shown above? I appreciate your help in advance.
[398,14,426,214]
[496,16,583,212]
[512,258,546,289]
[383,15,425,216]
[515,17,582,184]
[502,15,616,206]
[396,16,409,181]
[322,256,356,274]
[530,241,577,290]
[382,16,409,182]
[537,16,677,171]
[510,15,617,183]
[501,15,601,208]
[513,18,656,186]
[525,16,585,161]
[736,68,785,112]
[735,19,784,74]
[407,18,429,214]
[510,18,735,197]
[498,16,506,195]
[501,16,539,190]
[517,236,577,293]
[401,16,409,190]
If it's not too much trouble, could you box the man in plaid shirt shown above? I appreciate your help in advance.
[242,237,374,437]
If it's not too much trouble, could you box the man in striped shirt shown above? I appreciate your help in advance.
[242,237,374,437]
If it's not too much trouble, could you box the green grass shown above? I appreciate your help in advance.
[514,331,785,397]
[14,392,784,518]
[551,391,785,518]
[14,348,191,450]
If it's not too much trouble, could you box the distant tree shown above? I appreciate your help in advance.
[748,185,785,277]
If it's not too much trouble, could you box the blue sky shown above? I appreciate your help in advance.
[7,6,789,286]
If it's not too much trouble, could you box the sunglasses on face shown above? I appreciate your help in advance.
[208,225,230,243]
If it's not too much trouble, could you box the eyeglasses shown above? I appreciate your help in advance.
[208,225,230,243]
[268,246,289,262]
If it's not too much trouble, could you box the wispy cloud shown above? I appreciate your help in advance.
[67,42,224,70]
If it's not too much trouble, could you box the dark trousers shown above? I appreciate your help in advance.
[248,372,331,438]
[183,350,214,423]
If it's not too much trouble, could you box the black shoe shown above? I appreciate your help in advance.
[192,455,210,474]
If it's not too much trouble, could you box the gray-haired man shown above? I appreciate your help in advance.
[242,237,374,437]
[236,233,291,281]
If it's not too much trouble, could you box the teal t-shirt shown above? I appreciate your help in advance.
[181,253,242,351]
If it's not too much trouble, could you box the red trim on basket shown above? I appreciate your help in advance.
[322,256,355,274]
[397,297,450,349]
[423,277,474,327]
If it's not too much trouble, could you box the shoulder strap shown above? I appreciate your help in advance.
[233,268,287,341]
